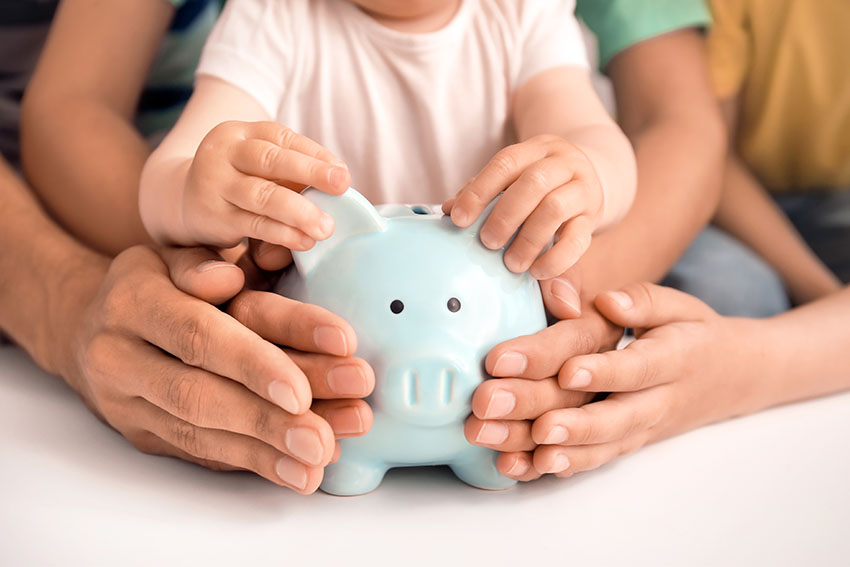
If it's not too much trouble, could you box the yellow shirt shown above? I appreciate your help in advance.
[708,0,850,192]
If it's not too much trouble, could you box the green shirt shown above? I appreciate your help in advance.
[576,0,712,70]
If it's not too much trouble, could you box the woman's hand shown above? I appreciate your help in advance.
[530,283,766,478]
[58,245,374,494]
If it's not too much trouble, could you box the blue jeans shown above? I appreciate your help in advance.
[663,191,850,317]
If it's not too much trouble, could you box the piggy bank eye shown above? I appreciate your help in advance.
[447,297,461,312]
[390,299,404,314]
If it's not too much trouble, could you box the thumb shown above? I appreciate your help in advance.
[540,264,582,319]
[159,246,245,305]
[594,282,716,330]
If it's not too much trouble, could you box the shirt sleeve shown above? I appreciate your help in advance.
[194,0,289,118]
[516,0,589,90]
[577,0,712,70]
[706,0,750,98]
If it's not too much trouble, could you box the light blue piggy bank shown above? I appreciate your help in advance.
[277,188,547,495]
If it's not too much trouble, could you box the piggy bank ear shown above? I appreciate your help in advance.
[293,187,386,276]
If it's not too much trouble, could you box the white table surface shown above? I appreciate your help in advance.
[1,344,848,566]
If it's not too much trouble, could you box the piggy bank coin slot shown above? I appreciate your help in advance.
[410,205,430,215]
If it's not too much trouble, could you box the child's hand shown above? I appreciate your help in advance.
[529,283,766,478]
[173,121,350,249]
[442,135,603,280]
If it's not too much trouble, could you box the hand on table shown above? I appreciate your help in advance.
[60,245,374,494]
[531,283,762,478]
[442,135,603,280]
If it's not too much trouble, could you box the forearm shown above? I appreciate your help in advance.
[714,153,840,303]
[579,112,724,296]
[747,286,850,412]
[21,98,152,255]
[562,123,636,229]
[0,159,108,381]
[576,29,726,297]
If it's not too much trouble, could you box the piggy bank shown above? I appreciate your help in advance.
[277,188,547,495]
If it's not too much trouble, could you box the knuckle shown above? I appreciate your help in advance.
[84,332,117,383]
[173,313,212,369]
[169,417,203,456]
[164,371,206,424]
[490,150,518,179]
[226,290,256,325]
[525,168,550,191]
[251,180,278,212]
[249,213,269,240]
[250,406,274,440]
[257,144,280,174]
[276,126,297,148]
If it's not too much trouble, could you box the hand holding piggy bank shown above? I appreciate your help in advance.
[278,188,547,495]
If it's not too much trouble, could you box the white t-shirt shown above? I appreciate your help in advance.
[197,0,588,204]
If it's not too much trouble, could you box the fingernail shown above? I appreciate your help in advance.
[318,214,335,238]
[313,326,348,356]
[329,166,348,187]
[325,406,365,436]
[275,457,308,490]
[484,389,516,419]
[452,206,469,226]
[268,380,300,413]
[503,251,523,273]
[550,277,581,314]
[491,352,527,377]
[479,228,498,249]
[331,158,348,169]
[542,425,568,445]
[567,368,592,389]
[548,451,571,473]
[506,455,530,477]
[475,422,509,445]
[196,260,233,273]
[327,365,369,396]
[285,427,325,466]
[608,291,633,310]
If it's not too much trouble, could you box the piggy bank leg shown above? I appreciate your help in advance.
[449,446,516,490]
[320,458,389,496]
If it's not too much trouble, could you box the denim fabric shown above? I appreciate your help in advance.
[662,226,790,317]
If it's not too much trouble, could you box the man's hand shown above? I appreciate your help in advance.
[59,245,374,494]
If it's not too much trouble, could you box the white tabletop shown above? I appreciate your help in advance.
[1,344,848,566]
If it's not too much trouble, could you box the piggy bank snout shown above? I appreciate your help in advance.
[378,357,477,427]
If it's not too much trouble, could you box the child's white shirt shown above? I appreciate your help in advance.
[197,0,588,204]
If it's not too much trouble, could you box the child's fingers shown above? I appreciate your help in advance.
[232,209,316,251]
[479,156,575,251]
[528,215,592,280]
[250,240,293,272]
[245,121,347,170]
[557,336,674,392]
[464,416,537,452]
[497,452,543,482]
[450,143,547,228]
[159,246,245,306]
[501,185,588,275]
[594,282,716,329]
[531,388,666,447]
[226,175,335,241]
[229,138,350,195]
[533,429,653,476]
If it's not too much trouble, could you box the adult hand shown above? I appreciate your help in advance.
[530,283,762,478]
[59,245,374,494]
[465,265,623,481]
